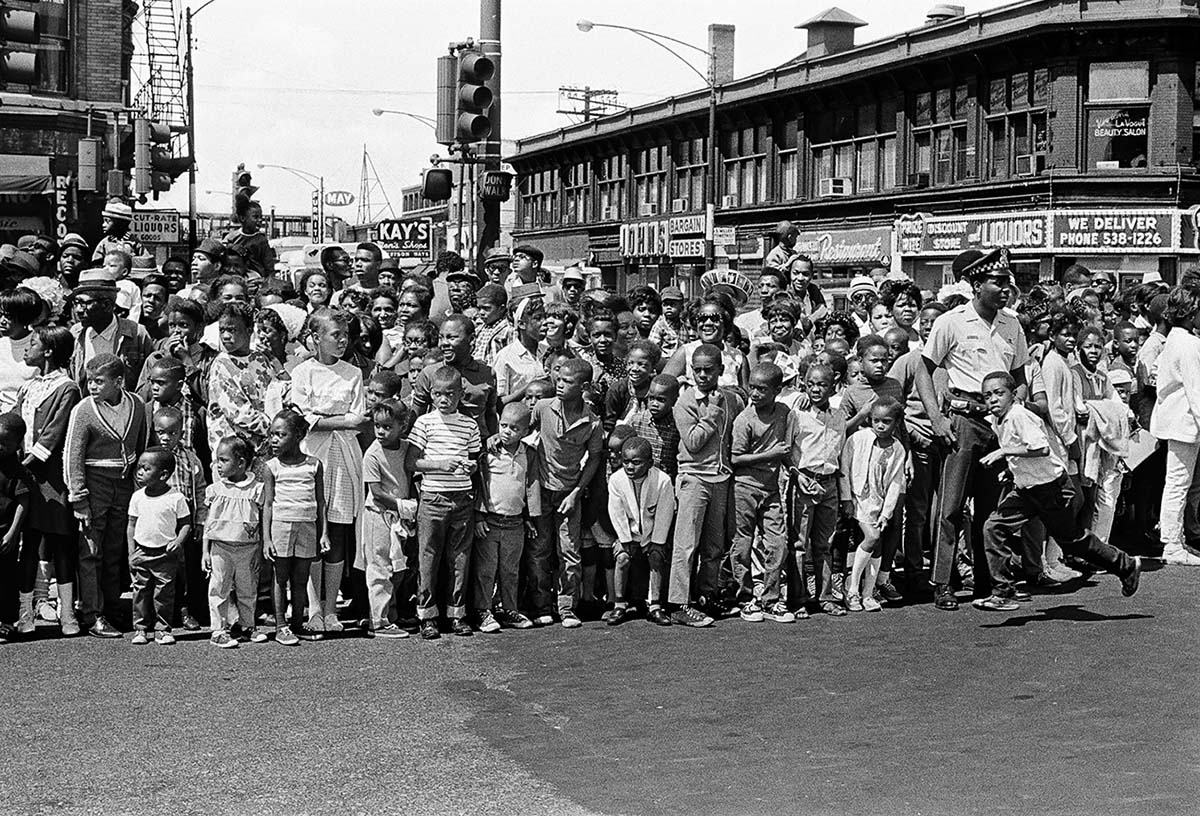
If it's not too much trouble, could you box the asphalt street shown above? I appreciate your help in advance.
[1,565,1196,816]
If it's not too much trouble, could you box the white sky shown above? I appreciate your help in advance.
[154,0,1013,218]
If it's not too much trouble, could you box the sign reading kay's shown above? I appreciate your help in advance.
[376,218,432,260]
[131,210,181,244]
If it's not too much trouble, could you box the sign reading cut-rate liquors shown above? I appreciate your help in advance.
[376,218,432,260]
[131,210,181,244]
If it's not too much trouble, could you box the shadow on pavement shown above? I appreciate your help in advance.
[979,604,1155,627]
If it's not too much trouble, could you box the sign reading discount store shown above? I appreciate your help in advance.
[1052,210,1174,253]
[619,214,706,259]
[895,212,1047,255]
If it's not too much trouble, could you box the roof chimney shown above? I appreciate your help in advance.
[797,7,867,59]
[925,4,965,25]
[708,24,735,85]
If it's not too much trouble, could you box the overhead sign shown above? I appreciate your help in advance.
[895,212,1048,255]
[131,209,180,244]
[324,190,355,207]
[619,214,706,260]
[377,218,432,260]
[795,226,891,266]
[1052,210,1173,253]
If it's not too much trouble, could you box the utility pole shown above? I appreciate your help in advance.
[477,0,501,267]
[557,86,625,122]
[185,7,196,254]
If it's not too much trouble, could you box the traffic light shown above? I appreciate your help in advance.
[133,118,191,200]
[455,49,494,144]
[421,167,453,201]
[0,4,40,86]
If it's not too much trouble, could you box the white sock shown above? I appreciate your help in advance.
[849,547,871,597]
[306,564,322,621]
[877,569,891,588]
[865,557,883,597]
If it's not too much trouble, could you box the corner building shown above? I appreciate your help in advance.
[509,1,1200,299]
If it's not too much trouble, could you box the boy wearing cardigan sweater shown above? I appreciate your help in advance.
[606,436,675,626]
[65,353,150,637]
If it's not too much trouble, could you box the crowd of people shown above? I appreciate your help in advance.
[0,204,1179,648]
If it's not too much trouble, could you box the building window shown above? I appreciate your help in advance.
[633,145,668,216]
[597,154,627,221]
[519,168,559,230]
[776,119,800,201]
[985,69,1049,179]
[563,161,591,225]
[673,137,707,211]
[1086,61,1150,170]
[5,0,70,94]
[810,100,898,196]
[721,125,767,207]
[911,82,972,186]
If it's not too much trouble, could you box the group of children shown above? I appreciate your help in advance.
[0,242,1156,648]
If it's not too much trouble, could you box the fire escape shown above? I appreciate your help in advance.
[132,0,188,151]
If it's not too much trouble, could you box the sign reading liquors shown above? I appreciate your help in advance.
[131,210,180,244]
[376,218,432,260]
[895,212,1048,255]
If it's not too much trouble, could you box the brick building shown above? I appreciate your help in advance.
[508,0,1200,298]
[1,0,139,246]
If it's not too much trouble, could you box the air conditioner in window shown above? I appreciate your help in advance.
[1015,154,1037,176]
[671,197,689,213]
[819,177,853,197]
[601,206,616,220]
[639,202,659,216]
[720,194,737,209]
[906,172,930,188]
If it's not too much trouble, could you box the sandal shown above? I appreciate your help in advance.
[820,600,847,617]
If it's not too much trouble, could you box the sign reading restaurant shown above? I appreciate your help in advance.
[794,226,891,266]
[619,214,705,259]
[896,210,1180,255]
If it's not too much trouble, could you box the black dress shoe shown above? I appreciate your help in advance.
[933,585,959,611]
[646,608,672,626]
[606,606,635,626]
[1121,557,1141,597]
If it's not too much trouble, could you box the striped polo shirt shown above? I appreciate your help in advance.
[408,409,481,493]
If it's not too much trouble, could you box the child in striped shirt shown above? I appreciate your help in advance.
[407,365,482,640]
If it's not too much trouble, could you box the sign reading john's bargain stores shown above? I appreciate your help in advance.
[895,210,1182,256]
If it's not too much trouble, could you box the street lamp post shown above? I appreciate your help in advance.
[577,19,718,266]
[257,163,325,242]
[372,108,437,130]
[185,0,219,255]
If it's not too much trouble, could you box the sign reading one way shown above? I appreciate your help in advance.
[131,210,180,244]
[376,218,432,260]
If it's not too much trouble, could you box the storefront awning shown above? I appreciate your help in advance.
[0,154,52,195]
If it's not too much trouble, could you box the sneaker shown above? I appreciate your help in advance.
[819,600,847,617]
[369,623,410,639]
[497,609,534,629]
[1121,556,1142,597]
[451,618,473,637]
[560,611,582,629]
[478,611,501,634]
[89,616,122,638]
[599,607,616,623]
[846,593,864,612]
[739,600,765,623]
[532,614,555,627]
[875,581,903,603]
[971,595,1020,612]
[155,630,176,645]
[762,601,795,623]
[210,630,238,649]
[298,623,324,641]
[248,628,269,643]
[669,606,714,628]
[1160,545,1200,566]
[861,595,883,612]
[1011,588,1032,603]
[180,612,201,631]
[36,600,59,622]
[420,620,440,640]
[131,630,150,645]
[306,613,325,633]
[275,625,299,646]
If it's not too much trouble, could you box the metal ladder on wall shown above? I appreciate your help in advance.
[138,0,186,130]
